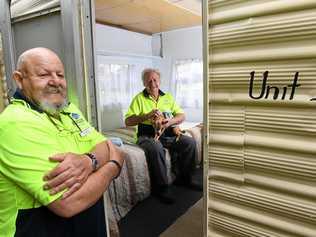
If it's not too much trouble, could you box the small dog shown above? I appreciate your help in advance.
[151,112,183,141]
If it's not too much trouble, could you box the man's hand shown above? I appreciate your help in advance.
[145,109,161,120]
[162,113,185,130]
[43,153,93,198]
[161,118,172,129]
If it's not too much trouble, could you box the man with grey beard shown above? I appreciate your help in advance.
[0,47,124,237]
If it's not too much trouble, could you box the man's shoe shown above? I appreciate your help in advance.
[174,177,203,192]
[153,189,175,204]
[187,181,203,192]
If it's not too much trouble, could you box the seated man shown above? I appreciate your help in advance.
[125,68,201,204]
[0,47,124,237]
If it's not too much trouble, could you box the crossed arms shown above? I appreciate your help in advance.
[46,140,124,217]
[0,120,124,219]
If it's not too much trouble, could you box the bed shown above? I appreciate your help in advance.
[102,122,203,236]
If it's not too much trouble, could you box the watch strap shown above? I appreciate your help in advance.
[108,160,122,179]
[85,153,99,172]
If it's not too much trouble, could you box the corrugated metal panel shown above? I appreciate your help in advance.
[207,0,316,236]
[11,0,60,19]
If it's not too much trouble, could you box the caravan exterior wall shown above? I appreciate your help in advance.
[13,12,65,66]
[206,0,316,236]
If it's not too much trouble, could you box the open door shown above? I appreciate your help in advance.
[206,0,316,236]
[93,1,204,237]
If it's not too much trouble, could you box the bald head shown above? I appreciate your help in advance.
[16,47,63,73]
[13,47,67,115]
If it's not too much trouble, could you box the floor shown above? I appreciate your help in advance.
[161,198,203,237]
[118,168,203,237]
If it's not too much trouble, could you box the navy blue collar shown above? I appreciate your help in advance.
[13,90,44,113]
[142,89,165,98]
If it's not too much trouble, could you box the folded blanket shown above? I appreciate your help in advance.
[108,137,124,147]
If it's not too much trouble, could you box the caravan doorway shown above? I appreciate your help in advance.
[93,1,204,236]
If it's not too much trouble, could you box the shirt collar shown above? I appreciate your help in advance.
[142,89,165,98]
[12,89,70,114]
[13,89,44,113]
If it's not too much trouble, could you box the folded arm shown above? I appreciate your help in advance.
[43,140,116,196]
[47,140,124,217]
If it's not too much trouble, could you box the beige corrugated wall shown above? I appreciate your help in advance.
[207,0,316,236]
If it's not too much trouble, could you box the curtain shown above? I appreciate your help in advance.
[98,64,133,109]
[172,59,203,122]
[174,59,203,109]
[96,54,151,130]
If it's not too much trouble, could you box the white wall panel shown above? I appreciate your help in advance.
[95,24,153,56]
[207,0,316,236]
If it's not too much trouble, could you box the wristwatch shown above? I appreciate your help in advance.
[108,160,122,179]
[85,153,99,172]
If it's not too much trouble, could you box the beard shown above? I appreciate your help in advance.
[38,86,68,116]
[39,98,68,116]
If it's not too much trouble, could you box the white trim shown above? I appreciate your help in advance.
[96,50,162,60]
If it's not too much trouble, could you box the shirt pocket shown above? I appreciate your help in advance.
[75,128,96,153]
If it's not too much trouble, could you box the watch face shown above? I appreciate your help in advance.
[86,153,98,171]
[93,159,99,171]
[162,111,173,119]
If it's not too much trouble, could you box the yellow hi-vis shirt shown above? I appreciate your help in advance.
[0,99,106,237]
[125,89,183,140]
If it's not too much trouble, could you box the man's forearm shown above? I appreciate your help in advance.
[125,114,147,126]
[170,113,185,126]
[90,140,123,168]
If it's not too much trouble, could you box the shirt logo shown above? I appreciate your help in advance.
[163,99,170,104]
[71,113,80,120]
[69,113,91,136]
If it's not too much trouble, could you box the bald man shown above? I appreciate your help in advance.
[0,48,124,237]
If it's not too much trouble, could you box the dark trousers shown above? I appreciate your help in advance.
[137,134,197,192]
[15,198,106,237]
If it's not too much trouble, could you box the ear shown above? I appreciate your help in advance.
[12,71,23,90]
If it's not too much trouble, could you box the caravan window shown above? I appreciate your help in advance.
[96,55,151,131]
[97,63,135,109]
[173,59,203,121]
